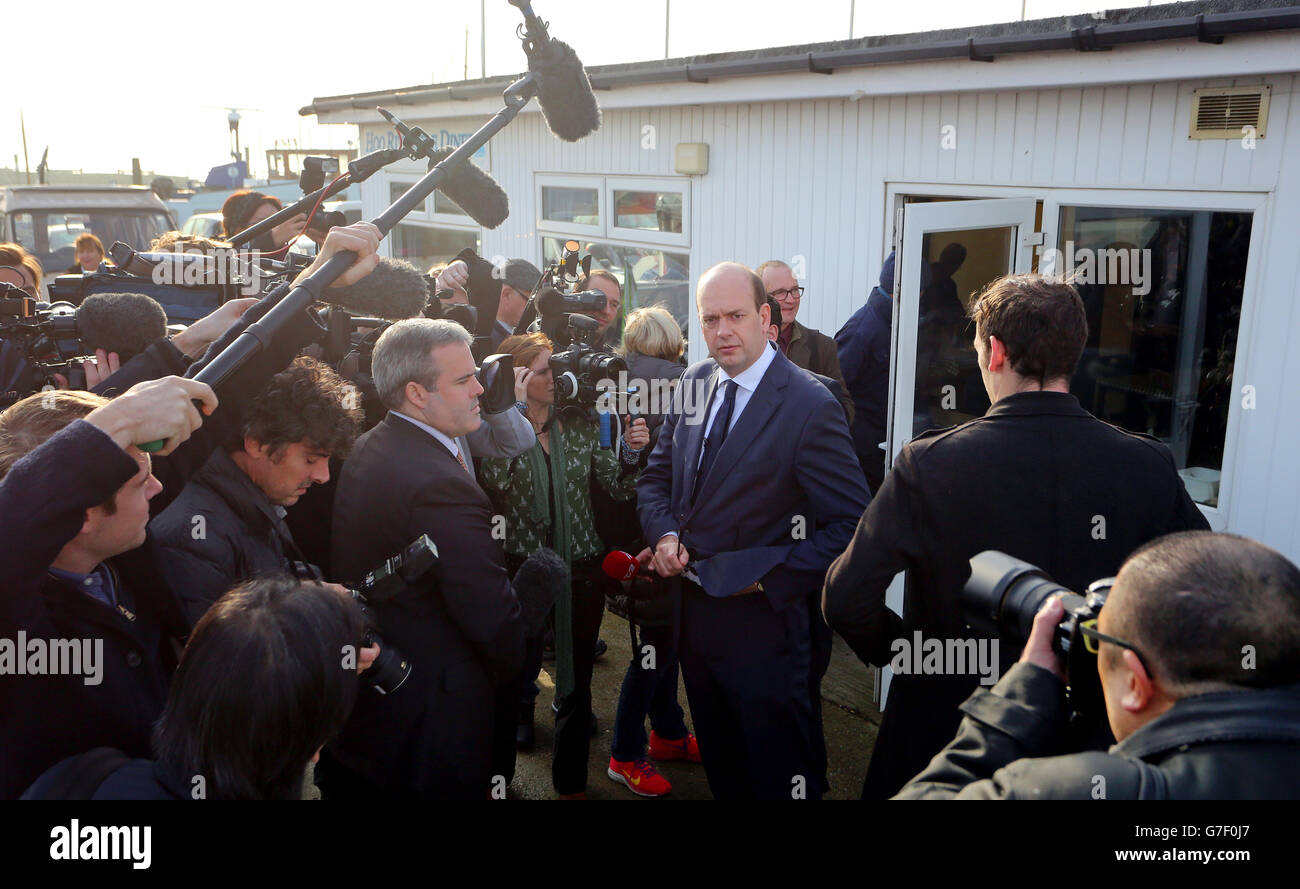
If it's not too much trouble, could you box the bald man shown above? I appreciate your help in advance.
[636,261,869,800]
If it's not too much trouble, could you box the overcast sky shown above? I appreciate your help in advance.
[6,0,1167,181]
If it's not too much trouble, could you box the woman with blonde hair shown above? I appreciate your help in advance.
[604,304,699,797]
[618,305,686,445]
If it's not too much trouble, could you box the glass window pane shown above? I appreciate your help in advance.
[541,185,599,226]
[14,211,172,277]
[913,228,1014,437]
[433,191,466,216]
[613,190,682,233]
[1061,206,1249,506]
[392,223,479,272]
[542,237,690,354]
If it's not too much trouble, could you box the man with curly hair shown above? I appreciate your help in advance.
[150,355,363,626]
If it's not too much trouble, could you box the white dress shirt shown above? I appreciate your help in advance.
[392,410,468,468]
[698,340,778,459]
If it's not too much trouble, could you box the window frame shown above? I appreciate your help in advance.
[1040,189,1266,532]
[606,176,690,247]
[536,173,605,237]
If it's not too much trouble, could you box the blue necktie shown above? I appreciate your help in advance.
[692,379,736,503]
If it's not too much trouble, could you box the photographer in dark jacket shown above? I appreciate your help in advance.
[0,225,381,799]
[898,532,1300,799]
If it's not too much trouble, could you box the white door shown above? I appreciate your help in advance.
[887,198,1039,463]
[879,197,1038,706]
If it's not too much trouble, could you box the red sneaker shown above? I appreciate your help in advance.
[648,731,702,763]
[607,757,672,797]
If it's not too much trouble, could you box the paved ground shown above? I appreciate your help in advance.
[509,612,882,800]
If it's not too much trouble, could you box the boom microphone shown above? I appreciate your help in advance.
[509,0,601,141]
[322,258,429,320]
[529,38,601,142]
[512,546,566,636]
[77,292,169,363]
[426,149,510,229]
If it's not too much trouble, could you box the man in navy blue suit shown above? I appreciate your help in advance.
[636,261,870,799]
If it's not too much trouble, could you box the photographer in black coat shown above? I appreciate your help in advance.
[898,532,1300,799]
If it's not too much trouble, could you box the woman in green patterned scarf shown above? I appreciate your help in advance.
[480,332,650,799]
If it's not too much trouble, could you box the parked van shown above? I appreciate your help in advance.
[0,186,176,285]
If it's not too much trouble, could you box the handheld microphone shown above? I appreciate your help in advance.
[77,292,169,363]
[512,547,567,635]
[510,0,601,141]
[425,148,510,229]
[601,550,646,582]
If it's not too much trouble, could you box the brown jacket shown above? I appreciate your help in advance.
[785,321,854,424]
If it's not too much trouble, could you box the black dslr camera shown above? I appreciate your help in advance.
[962,551,1114,719]
[345,534,440,695]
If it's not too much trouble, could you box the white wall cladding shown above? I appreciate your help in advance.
[375,68,1299,558]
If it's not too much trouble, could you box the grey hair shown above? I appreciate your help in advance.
[372,318,472,410]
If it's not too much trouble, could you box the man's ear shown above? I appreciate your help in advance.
[405,379,428,408]
[759,302,771,330]
[243,436,268,460]
[987,335,1008,373]
[78,507,101,539]
[1119,648,1156,712]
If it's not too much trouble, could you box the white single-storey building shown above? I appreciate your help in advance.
[303,0,1300,562]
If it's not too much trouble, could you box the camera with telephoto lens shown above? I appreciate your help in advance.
[962,550,1115,719]
[345,534,440,694]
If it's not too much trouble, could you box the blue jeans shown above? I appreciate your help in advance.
[610,622,688,762]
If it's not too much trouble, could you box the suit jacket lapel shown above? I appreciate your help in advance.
[688,354,790,513]
[384,413,490,507]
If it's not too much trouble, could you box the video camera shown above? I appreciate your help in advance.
[345,534,440,695]
[526,240,627,410]
[962,551,1114,720]
[0,287,86,396]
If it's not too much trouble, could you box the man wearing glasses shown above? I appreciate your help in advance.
[823,273,1208,799]
[896,531,1300,799]
[756,260,853,423]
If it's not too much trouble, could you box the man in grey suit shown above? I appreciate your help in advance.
[636,262,870,800]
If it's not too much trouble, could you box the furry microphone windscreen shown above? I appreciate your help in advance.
[530,38,601,142]
[76,292,169,363]
[426,149,510,229]
[322,258,429,320]
[512,546,566,636]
